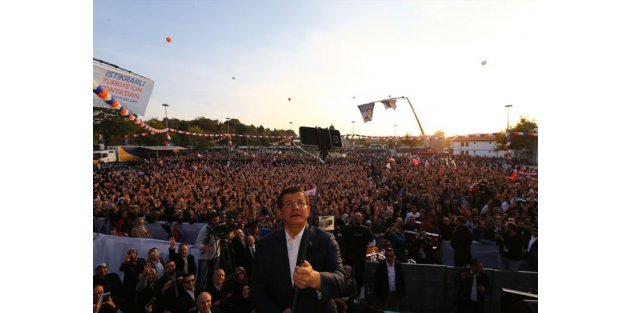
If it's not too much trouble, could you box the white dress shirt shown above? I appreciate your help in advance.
[387,262,396,292]
[285,226,306,285]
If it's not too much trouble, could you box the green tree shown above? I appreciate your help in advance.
[93,107,137,147]
[494,117,538,160]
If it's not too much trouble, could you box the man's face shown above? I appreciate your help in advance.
[385,251,396,265]
[149,249,160,261]
[279,192,310,228]
[179,245,189,257]
[213,269,225,285]
[197,293,212,312]
[93,285,105,304]
[96,266,108,277]
[247,236,255,247]
[165,261,176,275]
[183,275,195,291]
[236,230,244,241]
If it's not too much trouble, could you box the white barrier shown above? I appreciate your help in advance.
[93,233,202,276]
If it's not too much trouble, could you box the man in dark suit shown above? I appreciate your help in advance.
[252,187,345,313]
[451,216,474,267]
[374,248,406,311]
[169,237,197,276]
[176,272,200,313]
[230,228,249,274]
[455,259,491,313]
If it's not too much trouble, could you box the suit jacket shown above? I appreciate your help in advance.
[251,226,345,313]
[455,270,491,305]
[169,248,197,276]
[374,260,406,301]
[231,238,251,274]
[176,288,201,313]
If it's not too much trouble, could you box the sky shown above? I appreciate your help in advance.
[93,0,539,137]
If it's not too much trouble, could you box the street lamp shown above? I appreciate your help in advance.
[505,104,513,131]
[226,117,231,148]
[290,121,293,133]
[352,121,355,137]
[162,103,170,129]
[394,124,398,147]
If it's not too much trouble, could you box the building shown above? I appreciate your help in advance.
[452,135,510,158]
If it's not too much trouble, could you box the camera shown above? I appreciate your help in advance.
[299,126,342,149]
[208,220,238,237]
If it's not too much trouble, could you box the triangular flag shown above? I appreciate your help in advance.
[358,102,375,123]
[382,99,397,110]
[304,185,317,196]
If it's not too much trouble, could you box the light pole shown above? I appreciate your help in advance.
[162,104,170,129]
[352,121,355,137]
[394,124,398,147]
[226,117,231,148]
[290,121,293,133]
[505,104,513,131]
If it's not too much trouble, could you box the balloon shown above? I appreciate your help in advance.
[166,37,172,43]
[232,76,235,80]
[288,97,291,101]
[481,60,486,66]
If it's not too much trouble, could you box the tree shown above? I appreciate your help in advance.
[494,117,538,161]
[93,108,137,147]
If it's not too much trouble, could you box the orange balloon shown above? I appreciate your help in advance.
[166,37,172,43]
[288,97,291,101]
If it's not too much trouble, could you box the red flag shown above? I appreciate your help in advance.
[509,169,518,181]
[412,158,420,167]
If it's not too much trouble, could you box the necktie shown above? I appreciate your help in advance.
[470,274,478,302]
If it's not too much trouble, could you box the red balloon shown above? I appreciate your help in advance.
[166,37,172,43]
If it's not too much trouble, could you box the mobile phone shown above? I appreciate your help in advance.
[101,292,111,302]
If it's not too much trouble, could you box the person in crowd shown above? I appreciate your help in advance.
[384,222,406,262]
[451,216,474,267]
[94,284,121,313]
[195,292,213,313]
[207,268,229,313]
[147,247,166,278]
[455,259,491,313]
[374,248,406,311]
[119,248,146,312]
[135,266,158,313]
[153,260,183,313]
[495,221,525,271]
[523,226,538,271]
[196,211,222,291]
[230,229,249,276]
[169,237,197,276]
[131,216,152,238]
[333,265,359,313]
[93,263,123,307]
[251,187,345,313]
[243,235,256,279]
[341,212,375,292]
[222,266,252,313]
[176,272,200,313]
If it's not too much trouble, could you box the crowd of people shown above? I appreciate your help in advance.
[93,147,538,313]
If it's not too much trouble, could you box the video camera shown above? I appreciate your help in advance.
[207,220,238,237]
[299,126,342,150]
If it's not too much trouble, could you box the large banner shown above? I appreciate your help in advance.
[93,59,154,116]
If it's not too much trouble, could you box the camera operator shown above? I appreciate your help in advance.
[195,211,223,291]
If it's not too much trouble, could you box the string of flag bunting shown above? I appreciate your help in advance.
[95,82,536,146]
[345,131,537,141]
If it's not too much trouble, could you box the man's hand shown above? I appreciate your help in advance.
[293,260,321,290]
